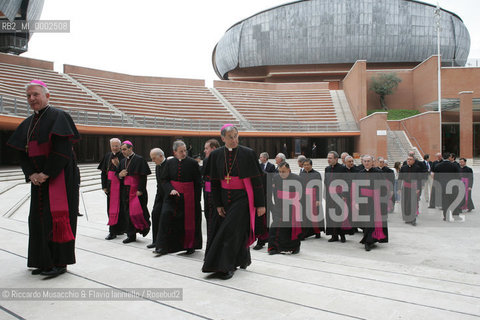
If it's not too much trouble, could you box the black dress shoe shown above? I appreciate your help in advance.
[122,237,136,244]
[340,235,346,243]
[105,233,116,240]
[185,248,195,255]
[239,263,249,270]
[365,243,371,252]
[41,266,67,277]
[153,248,168,256]
[31,268,43,275]
[315,233,321,239]
[268,249,279,255]
[218,270,234,280]
[328,236,339,242]
[77,213,83,217]
[146,243,156,249]
[253,243,264,250]
[291,247,300,254]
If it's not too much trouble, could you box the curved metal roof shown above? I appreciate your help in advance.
[213,0,471,79]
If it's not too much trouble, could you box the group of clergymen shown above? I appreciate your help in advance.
[97,124,474,280]
[11,80,474,281]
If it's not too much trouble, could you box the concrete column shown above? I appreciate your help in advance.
[459,91,473,159]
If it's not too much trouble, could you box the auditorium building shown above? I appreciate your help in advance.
[1,0,479,165]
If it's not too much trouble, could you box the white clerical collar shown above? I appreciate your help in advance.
[127,153,135,159]
[227,147,233,151]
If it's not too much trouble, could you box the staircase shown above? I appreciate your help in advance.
[387,130,422,163]
[330,90,358,131]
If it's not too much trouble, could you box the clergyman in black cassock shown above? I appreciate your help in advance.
[98,138,126,240]
[399,156,422,225]
[7,80,80,277]
[433,153,461,221]
[357,156,388,251]
[148,148,166,249]
[459,158,475,212]
[268,163,302,254]
[429,153,442,208]
[118,141,151,243]
[155,141,202,255]
[202,125,265,280]
[253,152,275,250]
[299,159,323,240]
[324,151,351,243]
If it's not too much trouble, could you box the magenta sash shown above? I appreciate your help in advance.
[461,177,469,210]
[28,140,74,243]
[171,180,196,248]
[48,170,75,243]
[204,181,212,193]
[360,187,386,240]
[403,181,419,215]
[277,190,302,240]
[27,140,52,157]
[305,187,321,233]
[107,171,121,225]
[123,175,149,230]
[221,176,256,247]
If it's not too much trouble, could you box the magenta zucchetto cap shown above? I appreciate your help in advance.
[221,124,234,132]
[29,79,48,88]
[122,140,133,146]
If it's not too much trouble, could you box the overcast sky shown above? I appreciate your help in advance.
[22,0,479,85]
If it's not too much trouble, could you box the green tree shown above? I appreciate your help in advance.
[369,73,402,110]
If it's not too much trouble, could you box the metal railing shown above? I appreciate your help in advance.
[400,121,425,155]
[0,94,359,132]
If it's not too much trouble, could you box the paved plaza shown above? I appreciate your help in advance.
[0,162,479,320]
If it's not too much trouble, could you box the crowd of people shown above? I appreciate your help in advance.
[8,80,476,280]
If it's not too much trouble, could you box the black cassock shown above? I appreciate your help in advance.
[429,160,441,208]
[380,166,395,213]
[299,169,324,239]
[324,163,351,236]
[151,160,167,245]
[98,151,126,235]
[343,166,359,233]
[433,160,460,219]
[357,168,389,246]
[268,173,302,253]
[202,156,220,255]
[7,106,80,269]
[158,157,202,252]
[118,154,151,238]
[398,164,422,223]
[202,146,265,274]
[459,166,475,211]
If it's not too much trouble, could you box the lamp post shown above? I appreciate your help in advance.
[434,2,442,152]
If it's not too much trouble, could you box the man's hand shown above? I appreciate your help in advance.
[217,207,226,217]
[136,191,143,196]
[29,173,41,186]
[111,158,119,167]
[170,189,179,196]
[257,207,266,216]
[37,173,49,183]
[103,188,108,194]
[119,169,128,178]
